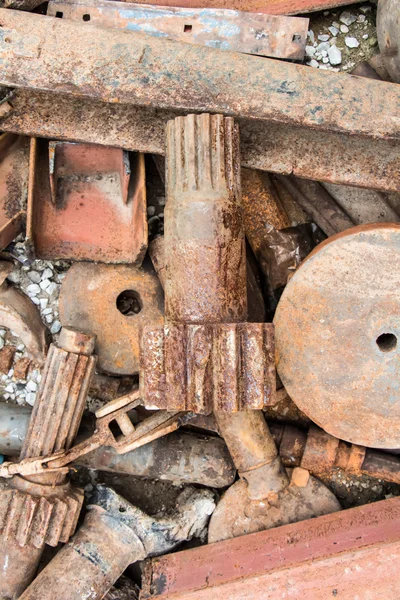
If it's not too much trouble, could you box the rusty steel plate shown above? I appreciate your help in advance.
[59,262,164,375]
[275,223,400,449]
[48,0,309,61]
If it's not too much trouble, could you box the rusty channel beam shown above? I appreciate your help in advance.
[47,0,309,61]
[142,496,400,600]
[0,12,398,165]
[1,90,399,192]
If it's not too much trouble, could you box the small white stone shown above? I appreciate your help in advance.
[345,36,360,48]
[322,57,329,63]
[7,270,21,284]
[25,392,37,406]
[0,339,4,350]
[45,315,53,324]
[42,267,53,280]
[308,59,319,68]
[305,46,316,57]
[328,26,339,36]
[42,308,53,316]
[357,14,366,23]
[7,369,13,378]
[31,297,40,306]
[31,369,40,382]
[26,380,38,392]
[315,53,322,60]
[316,41,330,52]
[50,320,61,334]
[307,30,315,43]
[56,273,66,282]
[0,330,6,338]
[5,384,14,393]
[47,282,58,296]
[16,344,24,352]
[340,24,349,33]
[318,34,330,42]
[360,5,371,13]
[321,50,328,58]
[362,34,369,40]
[332,21,340,29]
[340,11,357,26]
[3,393,10,400]
[39,279,51,290]
[28,271,41,284]
[147,205,156,217]
[40,298,49,309]
[26,284,40,296]
[328,45,342,66]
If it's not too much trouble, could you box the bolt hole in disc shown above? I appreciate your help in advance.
[376,332,397,353]
[116,290,142,316]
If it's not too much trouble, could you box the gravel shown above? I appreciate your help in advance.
[345,36,360,48]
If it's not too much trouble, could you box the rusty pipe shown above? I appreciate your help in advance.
[19,485,215,600]
[0,403,235,488]
[0,327,96,599]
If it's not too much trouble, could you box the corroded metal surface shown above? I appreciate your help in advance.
[275,224,400,449]
[19,485,215,600]
[59,262,164,375]
[47,0,309,61]
[0,133,29,249]
[208,475,340,543]
[141,323,275,413]
[0,328,94,599]
[378,0,400,83]
[0,11,399,144]
[164,114,245,324]
[142,497,400,600]
[0,261,48,365]
[27,139,147,264]
[1,90,400,192]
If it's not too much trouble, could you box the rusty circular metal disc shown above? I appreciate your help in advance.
[274,224,400,449]
[59,262,164,375]
[208,477,340,543]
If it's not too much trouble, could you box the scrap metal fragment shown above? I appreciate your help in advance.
[27,139,147,264]
[142,497,400,600]
[0,10,398,143]
[0,327,96,599]
[275,223,400,449]
[0,261,48,364]
[19,485,215,600]
[59,262,164,375]
[0,90,399,192]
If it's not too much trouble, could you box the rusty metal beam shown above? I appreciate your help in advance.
[0,10,398,144]
[111,0,363,16]
[47,0,309,61]
[1,90,399,192]
[142,496,400,600]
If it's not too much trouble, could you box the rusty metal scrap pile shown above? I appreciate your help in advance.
[0,0,399,597]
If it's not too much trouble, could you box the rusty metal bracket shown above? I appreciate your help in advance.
[0,390,195,478]
[47,0,309,61]
[27,138,147,264]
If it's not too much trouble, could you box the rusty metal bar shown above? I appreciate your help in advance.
[1,91,399,192]
[47,0,309,61]
[0,11,398,145]
[142,497,400,600]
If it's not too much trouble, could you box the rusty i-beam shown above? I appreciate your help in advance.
[0,10,399,192]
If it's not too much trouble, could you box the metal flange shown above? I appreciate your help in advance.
[275,224,400,449]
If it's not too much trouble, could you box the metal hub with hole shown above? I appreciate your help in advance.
[274,224,400,449]
[59,262,164,375]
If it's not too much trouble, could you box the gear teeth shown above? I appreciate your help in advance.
[0,487,84,548]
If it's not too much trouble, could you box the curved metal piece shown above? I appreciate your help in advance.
[378,0,400,83]
[275,223,400,449]
[0,261,48,364]
[208,473,341,543]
